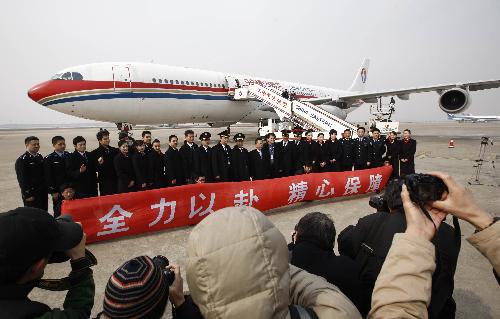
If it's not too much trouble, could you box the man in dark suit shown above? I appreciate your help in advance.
[211,130,232,182]
[148,139,166,189]
[370,128,387,167]
[303,129,318,169]
[44,136,70,217]
[325,129,342,172]
[65,136,98,198]
[262,132,283,178]
[249,138,270,180]
[132,140,149,191]
[292,127,306,175]
[15,136,47,210]
[314,133,328,172]
[164,135,185,186]
[231,133,250,182]
[194,132,213,183]
[90,129,118,196]
[354,127,373,170]
[279,129,295,177]
[340,129,355,171]
[142,130,153,154]
[179,129,198,184]
[114,140,136,193]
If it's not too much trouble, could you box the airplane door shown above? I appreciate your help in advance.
[112,65,132,91]
[225,75,242,90]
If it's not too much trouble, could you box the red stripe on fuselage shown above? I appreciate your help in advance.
[29,80,229,102]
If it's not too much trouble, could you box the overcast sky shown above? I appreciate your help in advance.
[1,0,499,124]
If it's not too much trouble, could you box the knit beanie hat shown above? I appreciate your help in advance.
[102,256,169,319]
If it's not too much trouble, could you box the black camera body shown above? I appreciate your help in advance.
[152,255,176,286]
[402,174,448,205]
[369,195,388,212]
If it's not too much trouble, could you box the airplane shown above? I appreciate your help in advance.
[27,59,500,131]
[447,113,500,123]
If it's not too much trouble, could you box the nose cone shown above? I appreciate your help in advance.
[28,80,52,104]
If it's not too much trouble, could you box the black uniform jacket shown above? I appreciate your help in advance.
[179,141,198,181]
[66,151,97,198]
[371,138,387,166]
[249,149,271,180]
[279,140,295,176]
[262,142,283,177]
[231,145,250,182]
[194,145,213,181]
[90,145,119,196]
[114,152,135,193]
[354,136,373,165]
[164,147,185,185]
[340,138,356,166]
[148,150,166,189]
[44,151,69,194]
[211,143,232,182]
[15,152,46,198]
[132,151,149,189]
[325,139,342,171]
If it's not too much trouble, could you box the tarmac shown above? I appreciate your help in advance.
[1,122,499,318]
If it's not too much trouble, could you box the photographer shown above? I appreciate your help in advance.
[289,212,370,317]
[0,207,96,319]
[368,172,499,318]
[97,256,202,319]
[338,177,461,319]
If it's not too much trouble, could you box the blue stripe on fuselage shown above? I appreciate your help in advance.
[43,91,230,106]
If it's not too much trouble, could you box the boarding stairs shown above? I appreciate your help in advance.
[233,84,358,133]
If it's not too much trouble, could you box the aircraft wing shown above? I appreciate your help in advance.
[337,79,500,103]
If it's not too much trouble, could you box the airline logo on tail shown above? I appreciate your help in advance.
[361,68,367,83]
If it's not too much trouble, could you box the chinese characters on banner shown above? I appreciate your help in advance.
[62,166,392,243]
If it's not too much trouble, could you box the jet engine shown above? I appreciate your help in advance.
[439,88,470,114]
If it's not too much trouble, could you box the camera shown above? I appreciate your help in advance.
[152,255,176,286]
[369,195,388,211]
[402,174,448,205]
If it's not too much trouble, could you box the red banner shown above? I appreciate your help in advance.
[62,166,392,243]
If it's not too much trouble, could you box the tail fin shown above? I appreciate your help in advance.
[348,58,370,92]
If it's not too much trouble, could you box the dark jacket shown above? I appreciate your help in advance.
[293,140,306,170]
[44,151,69,195]
[90,145,118,196]
[249,149,271,180]
[303,140,317,164]
[231,146,250,182]
[338,211,461,319]
[370,138,387,167]
[290,239,370,317]
[279,140,295,176]
[15,152,46,199]
[325,139,342,171]
[354,137,373,166]
[132,152,149,190]
[194,145,213,182]
[165,147,185,186]
[400,138,417,175]
[262,142,283,178]
[66,151,98,198]
[0,270,95,319]
[340,138,355,167]
[148,150,166,189]
[179,141,198,182]
[385,138,401,178]
[114,153,135,193]
[313,141,328,172]
[211,143,232,182]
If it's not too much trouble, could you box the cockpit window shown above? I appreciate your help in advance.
[72,72,83,80]
[51,72,83,80]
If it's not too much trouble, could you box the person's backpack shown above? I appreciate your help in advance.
[289,305,319,319]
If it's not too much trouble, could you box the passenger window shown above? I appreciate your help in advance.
[190,82,194,85]
[176,80,179,84]
[71,72,83,80]
[196,82,199,86]
[159,79,163,83]
[51,73,63,80]
[164,79,168,83]
[170,80,174,84]
[152,78,157,83]
[205,83,208,87]
[181,81,184,85]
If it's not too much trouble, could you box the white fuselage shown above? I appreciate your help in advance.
[29,62,361,126]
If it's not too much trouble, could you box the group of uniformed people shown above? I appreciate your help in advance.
[15,126,416,217]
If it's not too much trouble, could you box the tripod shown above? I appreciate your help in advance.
[470,137,496,185]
